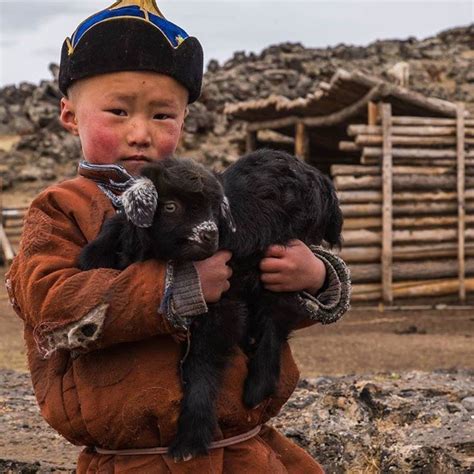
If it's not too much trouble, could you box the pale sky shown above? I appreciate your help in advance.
[0,0,472,87]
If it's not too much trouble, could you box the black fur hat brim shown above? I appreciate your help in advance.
[59,18,203,103]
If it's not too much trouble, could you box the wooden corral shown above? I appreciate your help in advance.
[0,183,27,265]
[225,69,472,307]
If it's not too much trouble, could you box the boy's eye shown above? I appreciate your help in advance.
[154,114,170,120]
[108,109,127,116]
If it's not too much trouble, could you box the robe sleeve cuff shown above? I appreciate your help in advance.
[160,261,208,330]
[298,245,351,324]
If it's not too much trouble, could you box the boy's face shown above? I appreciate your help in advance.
[60,71,189,176]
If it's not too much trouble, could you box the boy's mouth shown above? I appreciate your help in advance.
[122,155,152,162]
[120,156,153,167]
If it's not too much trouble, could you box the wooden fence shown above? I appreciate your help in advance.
[334,102,473,304]
[0,205,27,265]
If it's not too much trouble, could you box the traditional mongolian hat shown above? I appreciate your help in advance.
[59,0,203,103]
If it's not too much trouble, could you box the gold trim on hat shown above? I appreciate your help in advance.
[70,15,184,53]
[109,0,165,17]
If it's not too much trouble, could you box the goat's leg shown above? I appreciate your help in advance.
[169,303,243,462]
[168,351,219,460]
[243,294,306,409]
[243,316,281,409]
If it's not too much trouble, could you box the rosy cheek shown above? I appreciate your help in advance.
[155,128,181,158]
[83,124,122,164]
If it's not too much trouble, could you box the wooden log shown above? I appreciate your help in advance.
[339,243,474,263]
[247,116,298,133]
[332,164,455,176]
[351,277,474,302]
[361,156,474,167]
[4,228,23,237]
[362,147,474,159]
[356,134,474,147]
[246,130,257,153]
[295,121,310,160]
[348,124,474,137]
[304,83,385,127]
[457,102,466,302]
[3,221,24,230]
[367,101,378,126]
[381,103,393,303]
[342,201,474,217]
[339,141,361,152]
[394,243,474,260]
[343,217,382,229]
[0,223,14,264]
[341,203,383,217]
[343,215,474,230]
[393,215,474,227]
[338,189,474,204]
[334,174,474,191]
[390,116,474,127]
[343,227,474,246]
[350,258,474,284]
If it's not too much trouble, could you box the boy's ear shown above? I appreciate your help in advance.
[60,97,79,135]
[180,107,189,133]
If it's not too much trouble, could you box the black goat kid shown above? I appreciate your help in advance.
[78,150,343,461]
[220,149,343,408]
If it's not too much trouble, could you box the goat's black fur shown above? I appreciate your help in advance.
[220,149,343,407]
[78,150,343,461]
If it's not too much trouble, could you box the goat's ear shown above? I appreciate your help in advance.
[221,196,237,233]
[121,177,158,228]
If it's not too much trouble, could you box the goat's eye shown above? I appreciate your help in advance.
[163,202,177,213]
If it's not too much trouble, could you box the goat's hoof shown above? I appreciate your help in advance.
[168,442,207,463]
[169,447,194,463]
[173,453,193,463]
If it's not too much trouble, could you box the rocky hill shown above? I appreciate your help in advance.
[0,24,472,199]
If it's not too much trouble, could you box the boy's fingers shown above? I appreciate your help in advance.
[217,250,232,262]
[264,245,286,258]
[259,257,284,273]
[260,272,283,284]
[263,283,285,292]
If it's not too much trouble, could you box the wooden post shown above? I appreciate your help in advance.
[381,103,393,304]
[0,177,14,265]
[246,129,257,153]
[295,121,309,160]
[457,103,466,302]
[368,101,379,126]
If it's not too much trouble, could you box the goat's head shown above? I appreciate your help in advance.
[121,157,235,261]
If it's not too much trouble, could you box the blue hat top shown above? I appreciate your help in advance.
[67,0,190,55]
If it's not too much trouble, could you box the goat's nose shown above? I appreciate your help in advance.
[200,228,218,244]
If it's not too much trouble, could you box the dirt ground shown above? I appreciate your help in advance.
[1,267,473,471]
[1,268,473,375]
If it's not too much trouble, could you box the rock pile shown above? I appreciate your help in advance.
[1,369,473,472]
[0,25,473,194]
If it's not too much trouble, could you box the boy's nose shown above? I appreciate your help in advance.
[127,119,152,147]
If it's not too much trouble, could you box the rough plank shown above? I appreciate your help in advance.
[381,103,393,303]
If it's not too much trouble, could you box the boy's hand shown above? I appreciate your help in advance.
[260,240,326,294]
[194,250,233,303]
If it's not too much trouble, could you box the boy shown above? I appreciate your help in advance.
[6,1,350,472]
